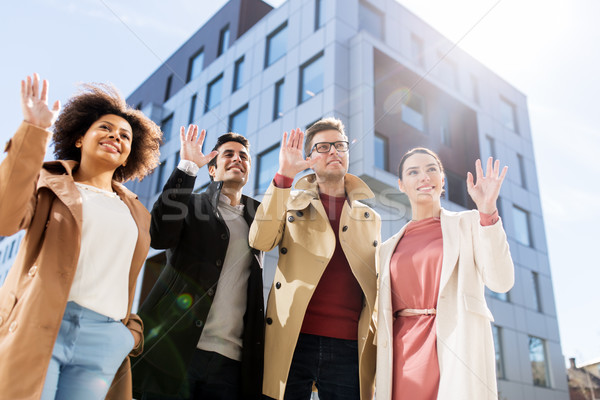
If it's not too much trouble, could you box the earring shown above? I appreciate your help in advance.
[122,161,127,167]
[75,141,82,148]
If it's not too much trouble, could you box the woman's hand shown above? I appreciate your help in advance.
[467,157,508,214]
[179,125,218,168]
[20,73,60,129]
[277,128,313,178]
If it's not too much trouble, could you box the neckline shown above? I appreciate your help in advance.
[74,182,118,198]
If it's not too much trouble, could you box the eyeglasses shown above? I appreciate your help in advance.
[310,141,349,154]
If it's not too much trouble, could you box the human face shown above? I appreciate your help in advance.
[307,130,349,181]
[208,141,250,186]
[78,114,132,171]
[398,153,445,205]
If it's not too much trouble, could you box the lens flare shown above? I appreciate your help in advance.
[383,88,411,115]
[176,293,193,310]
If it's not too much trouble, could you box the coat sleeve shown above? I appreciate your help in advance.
[248,181,291,252]
[149,167,196,249]
[472,213,515,293]
[0,122,50,236]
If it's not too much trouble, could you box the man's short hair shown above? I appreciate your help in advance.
[304,117,347,157]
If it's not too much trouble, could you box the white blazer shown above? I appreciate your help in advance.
[376,209,514,400]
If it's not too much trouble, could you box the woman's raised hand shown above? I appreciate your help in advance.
[277,128,313,178]
[467,157,508,214]
[20,73,60,129]
[179,125,218,168]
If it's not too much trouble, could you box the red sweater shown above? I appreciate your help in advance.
[272,174,362,340]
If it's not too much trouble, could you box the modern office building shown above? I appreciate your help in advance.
[0,0,566,398]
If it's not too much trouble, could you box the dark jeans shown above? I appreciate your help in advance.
[141,349,241,400]
[283,333,360,400]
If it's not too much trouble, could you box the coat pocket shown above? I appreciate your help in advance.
[0,291,17,327]
[463,294,494,322]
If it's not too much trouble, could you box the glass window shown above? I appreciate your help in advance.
[256,144,280,193]
[299,52,324,104]
[512,206,532,247]
[273,79,285,120]
[188,94,197,124]
[233,56,245,92]
[500,97,518,133]
[446,171,469,209]
[411,34,424,67]
[205,74,224,112]
[161,113,174,144]
[492,325,505,379]
[155,162,165,193]
[374,134,388,171]
[164,75,173,102]
[265,22,288,67]
[531,271,542,312]
[529,336,551,387]
[517,153,527,189]
[218,26,230,56]
[488,289,509,302]
[229,104,249,136]
[188,50,204,82]
[401,92,425,132]
[441,113,451,146]
[315,0,325,30]
[359,1,384,40]
[484,135,496,159]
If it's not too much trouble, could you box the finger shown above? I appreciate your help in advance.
[486,157,493,178]
[32,73,39,98]
[498,165,508,184]
[297,130,305,150]
[291,128,300,149]
[41,79,49,104]
[466,171,474,191]
[179,126,186,143]
[281,131,288,148]
[52,100,61,112]
[25,75,32,98]
[493,159,500,178]
[475,159,483,183]
[204,150,218,163]
[197,129,206,147]
[189,125,198,143]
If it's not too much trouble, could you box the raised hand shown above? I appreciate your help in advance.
[179,125,218,168]
[20,73,60,129]
[467,157,508,214]
[277,128,313,178]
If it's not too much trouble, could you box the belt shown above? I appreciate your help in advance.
[393,308,437,318]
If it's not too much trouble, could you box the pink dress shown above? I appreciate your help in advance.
[390,217,443,400]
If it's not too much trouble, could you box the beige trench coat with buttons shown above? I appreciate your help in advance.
[0,122,150,400]
[249,174,381,400]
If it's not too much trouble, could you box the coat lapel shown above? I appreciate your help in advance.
[439,209,460,294]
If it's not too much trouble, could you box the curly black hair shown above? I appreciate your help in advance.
[53,83,162,182]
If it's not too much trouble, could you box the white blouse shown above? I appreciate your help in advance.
[68,182,138,320]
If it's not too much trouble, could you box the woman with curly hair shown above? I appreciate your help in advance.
[0,73,162,400]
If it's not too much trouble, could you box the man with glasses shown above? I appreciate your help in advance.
[249,117,380,400]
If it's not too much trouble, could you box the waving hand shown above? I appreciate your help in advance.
[179,125,218,168]
[467,157,508,214]
[277,128,314,178]
[20,73,60,129]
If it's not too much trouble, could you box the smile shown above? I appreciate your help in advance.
[100,142,120,153]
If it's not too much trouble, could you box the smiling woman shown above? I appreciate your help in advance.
[0,74,162,400]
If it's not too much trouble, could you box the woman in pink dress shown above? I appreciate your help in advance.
[375,148,514,400]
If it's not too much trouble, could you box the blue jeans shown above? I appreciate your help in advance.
[283,333,360,400]
[140,349,241,400]
[41,302,134,400]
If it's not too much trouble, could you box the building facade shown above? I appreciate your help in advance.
[0,0,566,398]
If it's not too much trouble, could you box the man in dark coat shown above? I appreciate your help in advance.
[132,126,264,400]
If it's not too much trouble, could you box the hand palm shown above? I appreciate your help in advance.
[179,125,217,168]
[21,74,60,129]
[278,128,311,178]
[467,158,508,214]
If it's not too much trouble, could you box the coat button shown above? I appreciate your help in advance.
[216,259,222,267]
[280,247,287,254]
[177,178,183,183]
[275,282,281,289]
[8,321,17,333]
[266,317,273,325]
[296,211,303,217]
[195,320,204,328]
[207,288,215,297]
[220,233,227,240]
[169,193,176,200]
[364,212,370,218]
[288,216,295,222]
[28,265,38,277]
[342,225,348,232]
[373,240,378,247]
[175,184,181,188]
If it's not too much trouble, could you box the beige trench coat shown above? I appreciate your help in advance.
[249,174,381,400]
[376,209,514,400]
[0,122,150,400]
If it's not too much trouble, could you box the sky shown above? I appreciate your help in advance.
[1,0,599,366]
